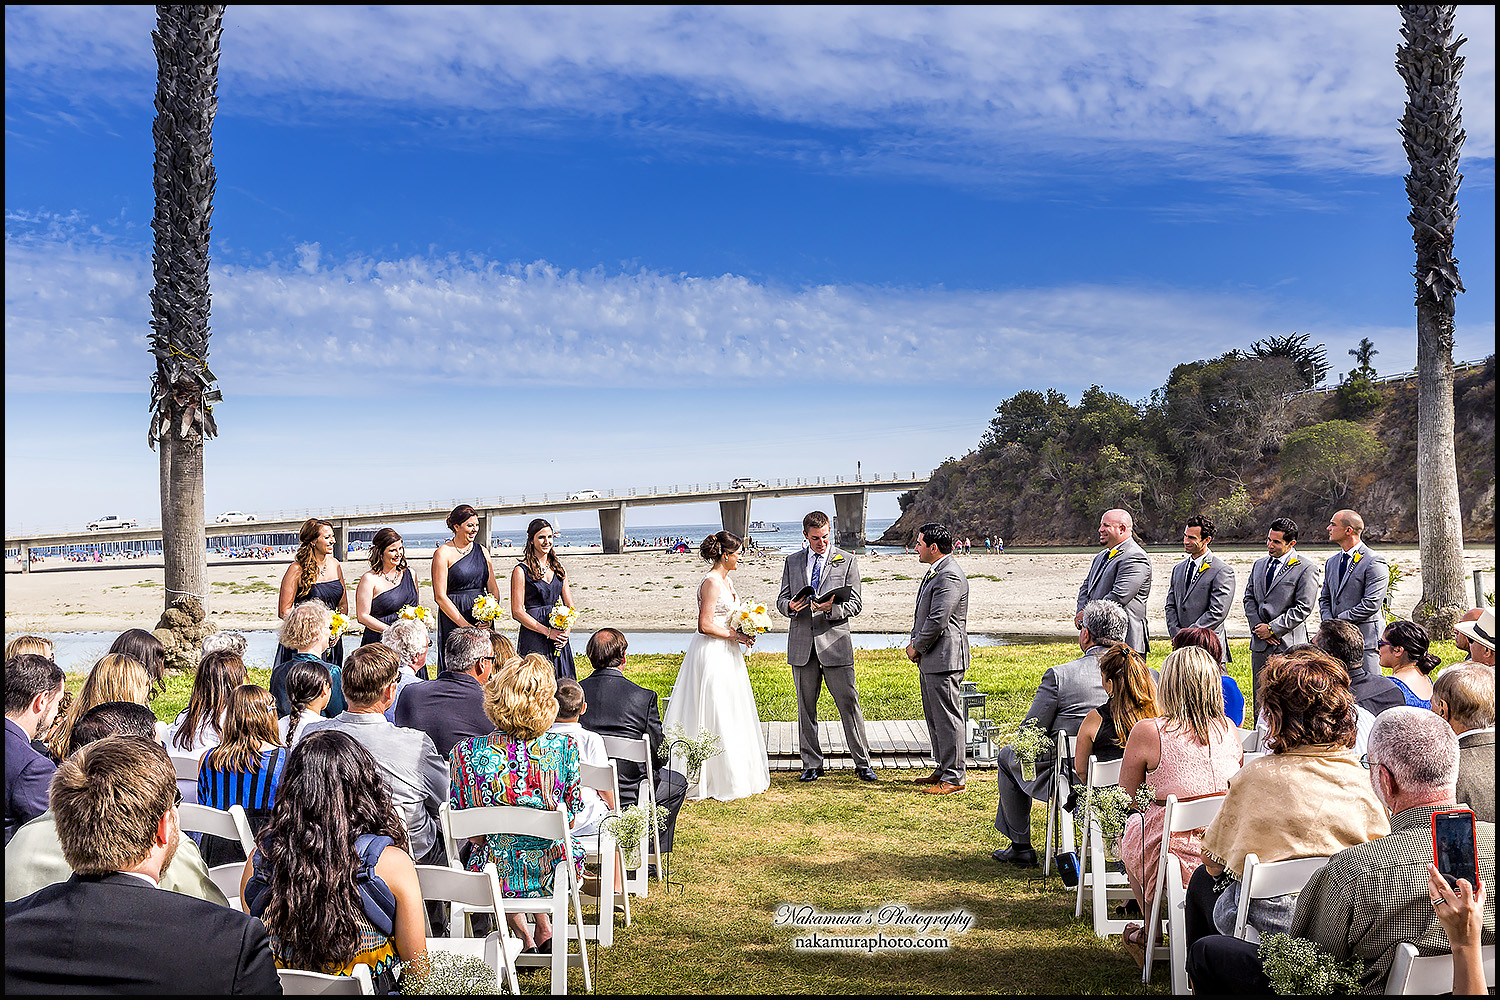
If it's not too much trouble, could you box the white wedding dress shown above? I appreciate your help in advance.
[663,574,771,802]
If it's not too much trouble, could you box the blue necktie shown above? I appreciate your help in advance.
[810,553,822,593]
[1265,557,1279,590]
[1336,552,1351,588]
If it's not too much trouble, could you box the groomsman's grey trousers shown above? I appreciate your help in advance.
[794,650,871,770]
[919,667,967,785]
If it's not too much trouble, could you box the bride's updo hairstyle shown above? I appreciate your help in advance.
[699,530,743,565]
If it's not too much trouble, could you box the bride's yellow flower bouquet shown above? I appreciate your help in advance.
[398,604,432,627]
[329,610,361,641]
[471,594,503,624]
[731,598,773,636]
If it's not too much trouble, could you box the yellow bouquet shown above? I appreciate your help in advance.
[471,594,503,624]
[329,610,361,641]
[730,598,773,636]
[548,599,580,633]
[398,604,432,627]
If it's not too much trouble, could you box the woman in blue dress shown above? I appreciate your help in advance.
[510,518,577,680]
[1380,619,1439,709]
[275,519,348,668]
[354,528,420,650]
[431,504,500,670]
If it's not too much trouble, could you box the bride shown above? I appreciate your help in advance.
[664,530,771,802]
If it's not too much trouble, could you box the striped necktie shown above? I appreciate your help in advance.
[810,552,822,593]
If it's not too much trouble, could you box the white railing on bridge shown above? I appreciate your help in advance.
[1284,358,1488,400]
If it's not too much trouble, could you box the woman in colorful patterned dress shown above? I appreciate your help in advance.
[449,652,585,954]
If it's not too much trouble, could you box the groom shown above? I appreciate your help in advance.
[776,510,876,783]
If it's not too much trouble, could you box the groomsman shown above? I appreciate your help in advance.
[1164,515,1235,663]
[906,522,970,795]
[1318,509,1389,674]
[1243,517,1320,718]
[1075,509,1152,655]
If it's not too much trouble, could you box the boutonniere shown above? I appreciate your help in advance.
[1106,547,1120,559]
[831,554,845,564]
[1199,558,1211,574]
[1286,556,1299,567]
[1351,552,1363,565]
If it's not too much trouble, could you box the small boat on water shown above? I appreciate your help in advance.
[748,520,779,532]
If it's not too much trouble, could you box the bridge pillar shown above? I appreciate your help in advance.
[332,521,349,562]
[834,491,867,550]
[720,497,751,541]
[20,543,30,574]
[478,513,495,556]
[599,503,626,554]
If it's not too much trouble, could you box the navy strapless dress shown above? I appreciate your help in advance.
[439,544,490,670]
[516,563,576,681]
[360,568,419,648]
[274,577,346,668]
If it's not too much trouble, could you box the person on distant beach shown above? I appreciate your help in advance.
[510,518,578,681]
[432,505,500,671]
[274,518,348,669]
[355,528,419,648]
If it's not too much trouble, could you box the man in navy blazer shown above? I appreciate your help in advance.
[5,735,282,994]
[393,626,496,757]
[1318,509,1390,674]
[5,653,64,844]
[579,628,687,851]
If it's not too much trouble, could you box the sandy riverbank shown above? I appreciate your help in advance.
[4,545,1493,640]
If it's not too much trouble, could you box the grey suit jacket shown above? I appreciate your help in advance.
[1164,551,1236,662]
[1007,645,1110,799]
[1318,542,1389,652]
[910,556,969,675]
[776,547,862,667]
[1456,729,1495,826]
[1077,537,1152,653]
[1243,552,1320,652]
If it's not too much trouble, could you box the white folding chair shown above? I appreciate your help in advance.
[178,802,257,857]
[170,751,205,805]
[600,734,665,894]
[1231,853,1330,944]
[440,803,592,995]
[1238,728,1261,752]
[276,964,374,995]
[576,759,631,944]
[415,862,522,995]
[1042,730,1076,877]
[1385,941,1497,994]
[1073,756,1133,938]
[1142,792,1227,994]
[208,862,246,911]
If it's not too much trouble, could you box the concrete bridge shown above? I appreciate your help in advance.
[5,472,929,570]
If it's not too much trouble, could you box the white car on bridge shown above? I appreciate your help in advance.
[215,511,257,523]
[567,490,601,501]
[86,515,137,531]
[731,477,767,490]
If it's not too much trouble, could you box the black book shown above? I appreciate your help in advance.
[793,584,855,605]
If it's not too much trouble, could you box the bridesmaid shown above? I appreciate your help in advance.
[432,504,500,670]
[355,528,420,651]
[510,518,577,680]
[274,518,348,668]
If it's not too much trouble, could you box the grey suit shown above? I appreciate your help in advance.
[1076,537,1152,654]
[911,555,970,784]
[1164,549,1236,662]
[1318,542,1389,673]
[1243,551,1320,716]
[994,646,1109,844]
[1456,729,1496,826]
[776,546,870,769]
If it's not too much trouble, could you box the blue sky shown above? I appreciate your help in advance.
[5,5,1495,536]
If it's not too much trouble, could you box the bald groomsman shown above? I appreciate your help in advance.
[1243,517,1319,717]
[1164,514,1236,663]
[1075,509,1152,655]
[1318,509,1389,674]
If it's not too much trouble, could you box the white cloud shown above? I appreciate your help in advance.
[11,231,1485,400]
[4,5,1493,177]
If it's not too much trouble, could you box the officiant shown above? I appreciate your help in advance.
[776,511,877,783]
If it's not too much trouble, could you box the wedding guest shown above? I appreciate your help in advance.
[200,630,247,659]
[1453,607,1486,659]
[274,517,348,668]
[379,618,432,721]
[1457,608,1496,667]
[48,653,165,759]
[1118,646,1243,967]
[432,504,500,671]
[1183,647,1388,951]
[1073,642,1160,778]
[108,628,169,701]
[166,649,247,757]
[511,518,578,681]
[1431,662,1496,824]
[1380,619,1440,708]
[4,636,53,661]
[394,626,498,758]
[490,631,518,668]
[450,653,585,953]
[196,685,288,866]
[355,528,419,648]
[1171,626,1245,727]
[242,730,427,993]
[5,653,64,843]
[277,657,332,748]
[1315,618,1404,716]
[547,678,614,839]
[269,601,345,719]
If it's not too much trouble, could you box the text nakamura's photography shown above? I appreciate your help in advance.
[4,4,1497,996]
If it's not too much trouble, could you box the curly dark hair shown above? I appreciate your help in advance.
[1260,647,1358,753]
[257,730,408,974]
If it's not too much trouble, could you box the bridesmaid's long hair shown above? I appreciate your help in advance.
[699,530,742,565]
[522,518,566,581]
[294,518,333,600]
[367,527,408,574]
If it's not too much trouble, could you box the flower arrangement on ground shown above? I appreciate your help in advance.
[601,803,671,869]
[1008,719,1052,781]
[659,723,722,785]
[400,950,495,995]
[1258,933,1363,995]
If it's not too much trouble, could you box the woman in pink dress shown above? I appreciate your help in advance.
[1117,645,1243,965]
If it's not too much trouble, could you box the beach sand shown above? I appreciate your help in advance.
[4,545,1492,640]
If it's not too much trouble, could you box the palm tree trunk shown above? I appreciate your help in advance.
[149,5,224,614]
[1398,5,1468,634]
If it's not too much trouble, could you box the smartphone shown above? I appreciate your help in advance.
[1433,808,1480,890]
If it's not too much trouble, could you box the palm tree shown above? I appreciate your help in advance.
[149,5,224,614]
[1397,5,1467,634]
[1347,337,1379,376]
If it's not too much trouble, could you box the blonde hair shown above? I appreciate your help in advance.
[484,653,558,740]
[51,653,151,759]
[5,635,53,660]
[52,736,176,874]
[1157,646,1229,747]
[489,631,517,663]
[279,601,332,651]
[203,685,281,774]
